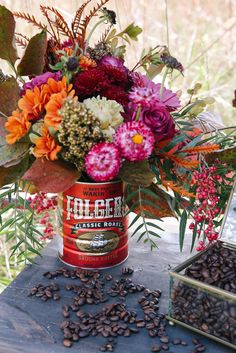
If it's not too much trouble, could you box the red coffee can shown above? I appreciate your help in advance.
[58,180,128,268]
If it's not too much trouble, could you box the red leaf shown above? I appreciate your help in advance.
[22,158,81,193]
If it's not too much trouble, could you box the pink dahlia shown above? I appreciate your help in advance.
[154,83,181,112]
[85,142,121,182]
[114,121,155,161]
[129,87,158,107]
[129,72,181,111]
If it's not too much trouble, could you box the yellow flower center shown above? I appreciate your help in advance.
[132,133,143,144]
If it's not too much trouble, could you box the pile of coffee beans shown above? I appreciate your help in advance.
[184,243,236,293]
[29,266,207,352]
[171,243,236,346]
[28,282,60,301]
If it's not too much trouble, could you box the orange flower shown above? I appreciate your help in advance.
[79,56,97,71]
[18,86,48,121]
[42,76,74,97]
[44,91,70,129]
[33,126,61,160]
[64,47,73,56]
[5,109,31,144]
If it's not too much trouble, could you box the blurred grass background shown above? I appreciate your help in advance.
[0,0,236,290]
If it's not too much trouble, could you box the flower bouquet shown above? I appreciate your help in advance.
[0,0,235,263]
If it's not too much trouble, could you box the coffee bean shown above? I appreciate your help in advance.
[53,293,61,300]
[105,274,113,281]
[63,339,72,348]
[195,344,206,352]
[181,340,188,346]
[72,333,79,341]
[151,344,161,352]
[79,330,89,338]
[161,344,169,351]
[192,338,200,345]
[160,336,169,343]
[136,320,146,328]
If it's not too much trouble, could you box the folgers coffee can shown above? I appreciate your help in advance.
[58,180,128,268]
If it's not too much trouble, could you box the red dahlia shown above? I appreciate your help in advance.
[74,68,110,100]
[101,86,130,107]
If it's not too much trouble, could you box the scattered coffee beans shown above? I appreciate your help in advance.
[30,266,209,352]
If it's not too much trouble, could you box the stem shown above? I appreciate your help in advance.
[8,62,25,84]
[135,106,142,121]
[160,67,169,98]
[0,111,8,119]
[84,18,105,53]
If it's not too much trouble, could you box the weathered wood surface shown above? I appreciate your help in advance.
[0,221,234,353]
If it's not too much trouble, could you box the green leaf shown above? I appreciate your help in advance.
[137,230,147,242]
[146,230,161,238]
[179,210,188,251]
[17,29,47,76]
[190,223,198,252]
[0,78,20,118]
[145,222,164,231]
[119,160,155,187]
[131,223,144,237]
[119,23,142,41]
[128,213,141,229]
[0,5,18,64]
[145,63,164,80]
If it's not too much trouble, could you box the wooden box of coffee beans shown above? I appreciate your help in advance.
[167,183,236,350]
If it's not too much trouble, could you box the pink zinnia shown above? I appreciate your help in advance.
[85,142,121,182]
[114,121,155,161]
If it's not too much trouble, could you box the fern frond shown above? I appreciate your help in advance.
[164,154,200,169]
[40,5,60,43]
[72,0,92,37]
[40,6,74,40]
[182,144,220,154]
[13,11,46,31]
[99,24,113,43]
[77,0,110,44]
[162,180,195,198]
[15,33,30,48]
[15,36,27,48]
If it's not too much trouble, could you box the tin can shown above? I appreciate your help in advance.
[57,180,128,268]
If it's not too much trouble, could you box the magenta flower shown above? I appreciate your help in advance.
[85,142,121,182]
[114,121,155,161]
[100,55,125,68]
[154,83,181,111]
[139,104,175,141]
[129,72,181,111]
[130,72,151,88]
[22,71,61,95]
[129,87,158,108]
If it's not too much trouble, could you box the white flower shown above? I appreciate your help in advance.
[83,96,124,139]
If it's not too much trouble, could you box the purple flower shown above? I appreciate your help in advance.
[130,72,181,111]
[100,55,125,68]
[130,72,151,88]
[154,83,181,112]
[22,71,61,95]
[139,104,175,141]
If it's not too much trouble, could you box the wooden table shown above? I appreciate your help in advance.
[0,220,234,353]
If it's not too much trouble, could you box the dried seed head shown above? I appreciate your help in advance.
[58,98,104,171]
